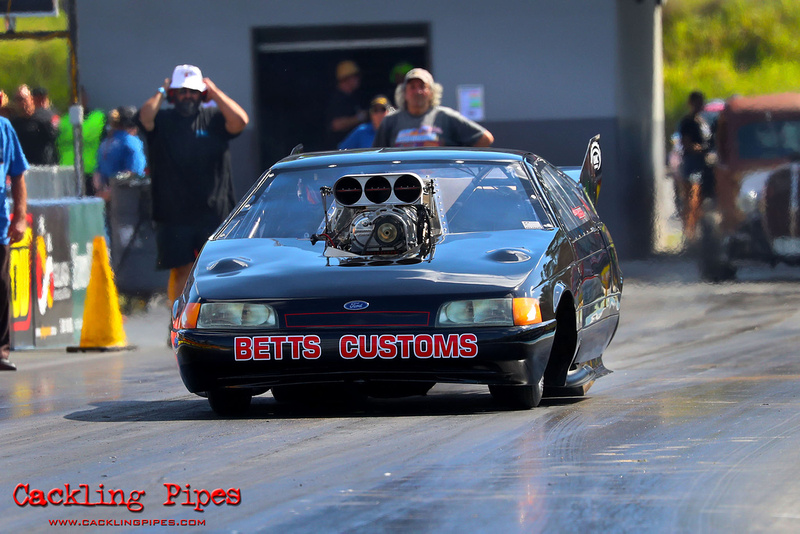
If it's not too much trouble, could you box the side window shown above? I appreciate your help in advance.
[537,162,595,231]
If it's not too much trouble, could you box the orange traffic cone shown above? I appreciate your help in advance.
[67,236,136,352]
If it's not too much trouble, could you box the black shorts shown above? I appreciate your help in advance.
[155,215,222,270]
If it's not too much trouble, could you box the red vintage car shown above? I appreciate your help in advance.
[701,93,800,280]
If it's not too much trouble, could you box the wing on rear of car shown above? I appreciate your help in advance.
[578,135,602,205]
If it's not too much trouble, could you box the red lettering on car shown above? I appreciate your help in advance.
[303,336,321,359]
[252,336,271,360]
[459,333,478,357]
[414,334,434,358]
[433,334,459,358]
[340,335,358,359]
[378,334,397,358]
[234,337,252,361]
[396,335,415,359]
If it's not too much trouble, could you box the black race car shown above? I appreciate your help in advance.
[172,138,622,415]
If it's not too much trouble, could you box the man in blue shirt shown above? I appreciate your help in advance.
[338,95,393,150]
[94,106,147,200]
[0,111,29,370]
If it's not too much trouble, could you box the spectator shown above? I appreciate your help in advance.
[10,84,59,164]
[138,64,249,306]
[93,106,146,202]
[56,86,106,194]
[372,68,494,148]
[31,86,60,127]
[679,90,713,242]
[0,116,29,371]
[338,95,394,150]
[0,89,12,119]
[325,60,366,149]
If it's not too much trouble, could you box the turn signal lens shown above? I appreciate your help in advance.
[179,303,201,329]
[512,298,542,325]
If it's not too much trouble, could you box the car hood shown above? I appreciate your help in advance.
[192,230,558,301]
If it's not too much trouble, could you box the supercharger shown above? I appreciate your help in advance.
[314,173,437,258]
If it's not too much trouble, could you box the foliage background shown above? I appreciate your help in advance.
[0,3,69,110]
[664,0,800,132]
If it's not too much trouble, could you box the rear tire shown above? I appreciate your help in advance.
[489,375,544,409]
[207,388,252,416]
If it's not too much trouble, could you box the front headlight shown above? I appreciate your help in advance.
[436,298,541,327]
[195,303,278,329]
[437,298,512,326]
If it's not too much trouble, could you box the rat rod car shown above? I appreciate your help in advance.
[171,139,622,416]
[701,93,800,280]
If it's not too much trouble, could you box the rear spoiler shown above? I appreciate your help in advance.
[579,135,602,205]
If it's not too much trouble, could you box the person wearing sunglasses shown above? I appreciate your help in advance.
[138,64,249,309]
[338,95,395,150]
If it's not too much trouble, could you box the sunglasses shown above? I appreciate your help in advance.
[370,106,388,113]
[175,88,201,96]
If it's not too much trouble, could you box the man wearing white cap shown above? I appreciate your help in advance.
[373,68,494,148]
[138,64,249,306]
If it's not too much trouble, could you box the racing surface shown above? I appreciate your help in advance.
[2,258,800,532]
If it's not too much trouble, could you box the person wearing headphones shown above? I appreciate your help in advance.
[138,64,249,307]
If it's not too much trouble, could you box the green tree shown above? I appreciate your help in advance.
[664,0,800,133]
[0,6,70,113]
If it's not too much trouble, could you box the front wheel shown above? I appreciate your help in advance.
[489,376,544,409]
[207,388,252,416]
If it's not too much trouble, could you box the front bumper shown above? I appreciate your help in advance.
[175,321,556,393]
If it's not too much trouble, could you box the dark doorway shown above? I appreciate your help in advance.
[254,24,429,169]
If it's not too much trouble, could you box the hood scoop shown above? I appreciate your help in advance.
[206,257,251,274]
[486,248,531,263]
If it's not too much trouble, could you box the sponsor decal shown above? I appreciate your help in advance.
[590,139,602,173]
[522,221,543,230]
[233,333,478,361]
[234,335,322,361]
[10,218,33,332]
[34,215,74,320]
[571,206,587,220]
[394,125,444,147]
[13,482,240,513]
[343,300,369,311]
[340,333,477,359]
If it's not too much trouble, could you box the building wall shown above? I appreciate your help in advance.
[75,0,660,257]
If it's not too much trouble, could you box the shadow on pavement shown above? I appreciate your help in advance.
[64,390,587,422]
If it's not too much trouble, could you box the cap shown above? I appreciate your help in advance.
[336,60,360,81]
[169,64,207,92]
[370,95,391,110]
[115,106,137,129]
[404,68,434,87]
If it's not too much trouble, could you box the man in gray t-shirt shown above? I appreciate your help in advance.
[373,68,494,148]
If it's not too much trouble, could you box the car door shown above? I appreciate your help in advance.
[534,159,619,363]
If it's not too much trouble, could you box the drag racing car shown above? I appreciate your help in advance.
[171,139,623,415]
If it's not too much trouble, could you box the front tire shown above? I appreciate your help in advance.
[207,388,252,416]
[489,375,544,409]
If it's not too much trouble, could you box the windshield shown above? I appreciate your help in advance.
[217,161,549,239]
[737,120,800,160]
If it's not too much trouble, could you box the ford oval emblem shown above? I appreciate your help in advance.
[344,300,369,311]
